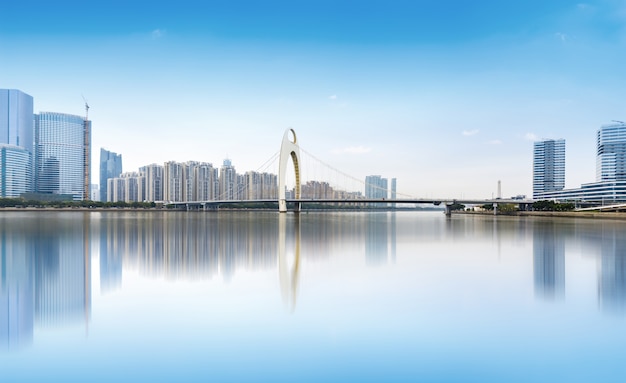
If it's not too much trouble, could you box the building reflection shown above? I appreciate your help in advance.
[0,230,34,350]
[0,213,91,350]
[365,212,396,266]
[98,212,396,285]
[279,214,300,311]
[598,225,626,313]
[533,221,565,300]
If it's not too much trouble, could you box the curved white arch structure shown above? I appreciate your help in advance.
[278,129,301,213]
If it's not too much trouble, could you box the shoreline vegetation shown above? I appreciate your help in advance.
[1,197,625,218]
[453,210,626,220]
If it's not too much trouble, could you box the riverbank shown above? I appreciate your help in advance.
[455,210,626,220]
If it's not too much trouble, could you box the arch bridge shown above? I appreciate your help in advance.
[165,129,534,214]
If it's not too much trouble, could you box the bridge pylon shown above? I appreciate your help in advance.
[278,129,301,213]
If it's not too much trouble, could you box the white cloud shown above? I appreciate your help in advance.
[524,133,538,141]
[462,129,479,136]
[329,95,337,100]
[332,146,371,154]
[152,29,165,39]
[555,32,567,42]
[487,139,502,145]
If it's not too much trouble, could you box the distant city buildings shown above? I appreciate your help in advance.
[2,88,401,204]
[100,148,122,201]
[365,175,388,199]
[534,121,626,204]
[1,89,92,201]
[533,139,565,199]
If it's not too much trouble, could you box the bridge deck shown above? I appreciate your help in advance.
[167,198,534,207]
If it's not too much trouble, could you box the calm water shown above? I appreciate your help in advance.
[1,211,625,382]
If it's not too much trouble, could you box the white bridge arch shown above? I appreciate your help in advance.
[278,129,301,213]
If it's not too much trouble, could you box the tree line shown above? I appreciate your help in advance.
[0,198,156,209]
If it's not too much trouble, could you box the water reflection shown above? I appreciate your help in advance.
[598,224,626,313]
[278,214,300,311]
[364,212,397,265]
[4,211,626,353]
[533,221,565,300]
[0,213,91,351]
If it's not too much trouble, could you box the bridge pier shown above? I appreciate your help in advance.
[444,204,452,217]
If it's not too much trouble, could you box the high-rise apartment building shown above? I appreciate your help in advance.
[219,159,237,200]
[533,139,565,199]
[139,164,164,202]
[163,161,184,202]
[0,89,34,196]
[596,121,626,182]
[99,148,122,201]
[34,112,91,200]
[193,163,218,201]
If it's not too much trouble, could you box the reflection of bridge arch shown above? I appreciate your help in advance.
[278,214,300,311]
[278,129,301,213]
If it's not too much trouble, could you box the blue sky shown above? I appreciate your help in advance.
[1,0,625,198]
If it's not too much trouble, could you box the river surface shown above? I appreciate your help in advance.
[1,211,625,382]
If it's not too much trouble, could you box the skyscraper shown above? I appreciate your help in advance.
[34,112,91,200]
[0,145,32,198]
[0,89,34,196]
[533,139,565,199]
[0,89,33,155]
[99,148,122,201]
[596,121,626,182]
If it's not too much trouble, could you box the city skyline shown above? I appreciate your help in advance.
[1,1,625,198]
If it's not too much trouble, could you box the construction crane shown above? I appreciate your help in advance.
[82,95,90,200]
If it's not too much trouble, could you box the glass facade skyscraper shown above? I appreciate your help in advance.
[0,89,34,196]
[99,148,122,201]
[34,112,91,200]
[533,139,565,199]
[0,89,33,155]
[0,145,32,197]
[596,122,626,182]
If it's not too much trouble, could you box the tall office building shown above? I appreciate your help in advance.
[99,149,122,201]
[34,112,91,200]
[596,121,626,182]
[0,145,32,198]
[0,89,34,196]
[533,139,565,199]
[0,90,33,155]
